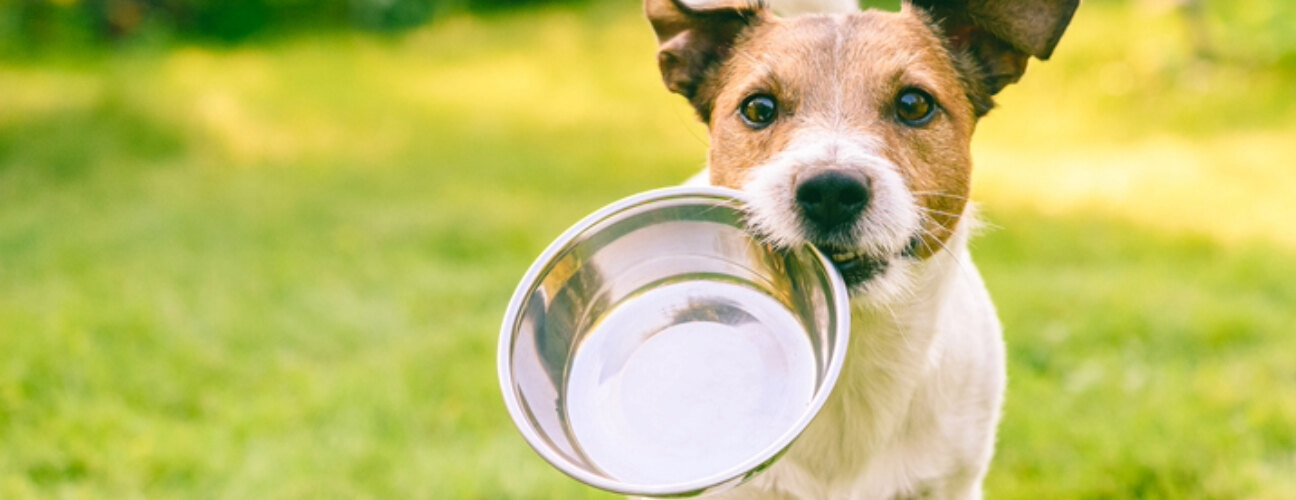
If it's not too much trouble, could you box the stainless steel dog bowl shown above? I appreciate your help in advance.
[497,186,850,497]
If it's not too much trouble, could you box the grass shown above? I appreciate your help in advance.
[1,0,1294,498]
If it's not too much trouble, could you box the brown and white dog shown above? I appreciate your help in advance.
[644,0,1077,498]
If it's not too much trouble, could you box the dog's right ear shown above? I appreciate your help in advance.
[645,0,768,120]
[908,0,1078,115]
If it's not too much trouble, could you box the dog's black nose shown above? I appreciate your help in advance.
[796,171,870,230]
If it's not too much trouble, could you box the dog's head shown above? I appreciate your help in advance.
[646,0,1076,298]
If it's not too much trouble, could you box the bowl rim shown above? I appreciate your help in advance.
[496,185,851,496]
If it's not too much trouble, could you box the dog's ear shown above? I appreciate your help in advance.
[645,0,768,120]
[907,0,1078,114]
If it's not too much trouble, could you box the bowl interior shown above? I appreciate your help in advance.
[499,188,848,495]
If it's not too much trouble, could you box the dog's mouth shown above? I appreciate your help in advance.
[816,235,922,290]
[741,208,925,291]
[818,246,889,289]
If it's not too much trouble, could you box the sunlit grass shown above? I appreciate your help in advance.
[0,1,1293,498]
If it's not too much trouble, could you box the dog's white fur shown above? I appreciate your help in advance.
[686,169,1002,500]
[675,2,1006,498]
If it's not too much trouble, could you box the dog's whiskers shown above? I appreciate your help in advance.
[915,214,978,288]
[911,191,971,202]
[916,207,965,219]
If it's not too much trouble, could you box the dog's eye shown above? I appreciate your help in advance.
[739,95,778,128]
[895,88,937,126]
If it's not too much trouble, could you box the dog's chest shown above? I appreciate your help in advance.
[707,253,1004,499]
[771,311,956,496]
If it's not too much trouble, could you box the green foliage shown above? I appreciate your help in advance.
[0,0,586,50]
[1,1,1294,498]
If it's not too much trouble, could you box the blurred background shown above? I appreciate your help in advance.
[1,0,1294,497]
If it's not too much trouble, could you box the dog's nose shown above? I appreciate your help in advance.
[796,171,870,230]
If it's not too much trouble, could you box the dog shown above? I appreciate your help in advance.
[643,0,1077,498]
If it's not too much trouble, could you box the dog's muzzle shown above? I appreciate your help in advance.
[793,170,893,288]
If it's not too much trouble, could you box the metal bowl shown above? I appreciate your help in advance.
[497,186,850,497]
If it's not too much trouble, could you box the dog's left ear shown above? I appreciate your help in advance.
[645,0,769,120]
[907,0,1079,115]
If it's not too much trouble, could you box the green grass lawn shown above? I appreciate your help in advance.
[1,1,1294,498]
